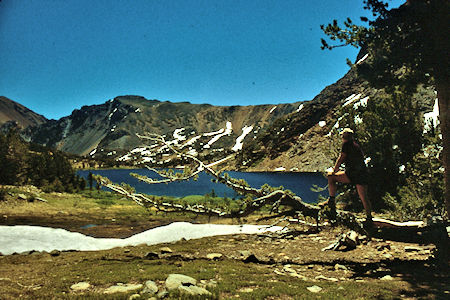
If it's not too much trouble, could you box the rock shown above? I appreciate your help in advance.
[157,291,168,298]
[206,253,223,260]
[141,280,158,295]
[239,287,254,293]
[239,250,252,257]
[144,251,159,259]
[307,285,323,293]
[165,274,197,290]
[376,243,391,251]
[160,247,173,254]
[178,285,211,296]
[334,264,347,271]
[50,250,61,257]
[70,282,90,291]
[242,254,261,263]
[129,294,140,300]
[18,194,27,200]
[315,275,339,282]
[104,283,143,294]
[380,275,394,281]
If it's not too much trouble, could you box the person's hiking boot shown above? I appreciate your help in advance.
[318,196,335,208]
[362,217,375,237]
[318,197,336,219]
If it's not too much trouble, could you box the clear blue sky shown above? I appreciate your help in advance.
[0,0,404,120]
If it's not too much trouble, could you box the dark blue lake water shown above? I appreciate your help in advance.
[77,169,328,204]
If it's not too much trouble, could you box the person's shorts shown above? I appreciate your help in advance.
[345,168,369,185]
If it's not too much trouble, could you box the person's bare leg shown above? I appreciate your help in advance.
[327,171,351,197]
[356,184,372,220]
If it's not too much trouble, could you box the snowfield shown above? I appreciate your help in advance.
[0,222,284,255]
[232,125,253,152]
[203,122,232,149]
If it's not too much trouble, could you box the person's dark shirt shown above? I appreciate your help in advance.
[341,140,366,171]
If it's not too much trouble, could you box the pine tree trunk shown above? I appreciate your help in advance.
[435,77,449,218]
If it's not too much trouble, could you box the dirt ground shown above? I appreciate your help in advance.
[0,189,449,299]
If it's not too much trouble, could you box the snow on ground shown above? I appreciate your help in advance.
[296,104,304,113]
[274,167,286,172]
[318,121,326,127]
[232,125,254,152]
[342,93,362,107]
[89,148,97,156]
[269,106,277,113]
[108,108,118,120]
[353,96,369,110]
[203,122,232,149]
[173,128,186,142]
[135,108,141,113]
[423,98,439,132]
[354,115,363,125]
[356,53,369,65]
[0,222,284,255]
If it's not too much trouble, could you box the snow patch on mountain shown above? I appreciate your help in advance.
[232,125,254,152]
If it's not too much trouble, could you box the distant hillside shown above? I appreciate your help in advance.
[25,96,303,162]
[234,67,436,172]
[0,96,47,129]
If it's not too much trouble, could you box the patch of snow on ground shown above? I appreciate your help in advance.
[269,106,277,113]
[0,223,284,255]
[108,108,118,120]
[232,125,254,152]
[203,122,232,149]
[318,121,326,127]
[354,115,363,124]
[203,128,224,137]
[423,98,439,132]
[343,93,362,107]
[274,167,286,172]
[89,148,97,156]
[135,108,141,113]
[130,147,147,154]
[173,128,186,142]
[182,135,201,148]
[296,104,304,112]
[353,96,369,109]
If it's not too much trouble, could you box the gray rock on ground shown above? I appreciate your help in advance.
[104,283,143,294]
[70,282,90,291]
[165,274,197,290]
[178,285,212,296]
[141,280,158,295]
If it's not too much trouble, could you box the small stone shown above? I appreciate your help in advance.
[239,250,252,257]
[144,251,159,259]
[315,275,339,282]
[165,274,197,290]
[178,285,212,296]
[50,250,61,257]
[128,294,140,300]
[18,194,27,200]
[206,253,223,260]
[338,286,345,290]
[157,291,168,298]
[124,248,131,253]
[334,264,347,271]
[307,285,322,293]
[239,287,254,293]
[104,283,143,294]
[141,280,158,295]
[160,247,173,254]
[380,275,394,281]
[70,282,90,291]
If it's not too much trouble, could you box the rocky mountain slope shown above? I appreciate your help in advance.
[234,67,436,172]
[0,96,47,129]
[24,96,303,163]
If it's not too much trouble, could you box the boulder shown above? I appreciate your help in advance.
[160,247,173,254]
[206,253,223,260]
[165,274,197,290]
[141,280,158,295]
[17,194,27,200]
[307,285,323,293]
[70,282,90,291]
[178,285,211,296]
[104,283,143,294]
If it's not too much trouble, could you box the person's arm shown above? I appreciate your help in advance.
[332,152,347,174]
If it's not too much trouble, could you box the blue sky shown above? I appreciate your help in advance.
[0,0,404,120]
